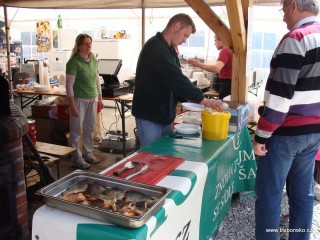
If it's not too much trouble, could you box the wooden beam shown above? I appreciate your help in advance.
[184,0,232,49]
[242,0,249,29]
[231,53,248,102]
[242,0,253,31]
[225,0,246,54]
[242,0,254,102]
[225,0,248,102]
[185,0,252,102]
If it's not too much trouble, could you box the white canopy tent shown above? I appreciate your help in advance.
[1,0,281,100]
[1,0,279,9]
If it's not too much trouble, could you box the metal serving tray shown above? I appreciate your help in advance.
[36,170,171,228]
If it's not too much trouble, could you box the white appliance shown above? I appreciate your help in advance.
[92,40,119,59]
[92,39,136,108]
[48,50,71,78]
[52,29,78,51]
[92,39,137,82]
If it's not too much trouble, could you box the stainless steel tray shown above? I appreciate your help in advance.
[36,170,171,228]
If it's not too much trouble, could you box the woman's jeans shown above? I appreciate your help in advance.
[255,133,320,240]
[135,118,173,148]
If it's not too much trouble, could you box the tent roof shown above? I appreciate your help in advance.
[1,0,280,9]
[1,0,281,102]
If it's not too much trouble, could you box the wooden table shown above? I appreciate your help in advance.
[198,84,211,91]
[14,89,66,110]
[36,141,76,157]
[204,90,219,98]
[32,128,257,240]
[15,88,134,157]
[35,141,76,178]
[102,94,133,157]
[25,153,60,187]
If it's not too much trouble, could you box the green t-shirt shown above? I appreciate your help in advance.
[66,54,98,99]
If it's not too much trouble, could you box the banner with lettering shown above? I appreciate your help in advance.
[199,128,256,239]
[32,129,256,240]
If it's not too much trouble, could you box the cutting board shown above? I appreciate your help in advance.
[104,152,185,185]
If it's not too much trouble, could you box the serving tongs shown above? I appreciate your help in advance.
[113,161,140,176]
[125,164,149,180]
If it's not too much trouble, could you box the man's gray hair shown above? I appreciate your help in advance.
[281,0,319,15]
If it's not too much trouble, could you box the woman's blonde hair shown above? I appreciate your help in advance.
[70,33,93,58]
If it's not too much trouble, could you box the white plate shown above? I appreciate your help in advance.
[34,85,50,92]
[182,102,205,112]
[182,111,202,124]
[175,123,201,134]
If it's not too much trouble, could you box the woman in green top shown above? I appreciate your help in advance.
[66,33,103,169]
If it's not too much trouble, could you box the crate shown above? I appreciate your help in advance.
[225,101,250,133]
[34,118,69,146]
[57,104,69,119]
[31,104,56,119]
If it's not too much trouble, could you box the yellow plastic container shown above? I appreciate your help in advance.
[201,109,231,140]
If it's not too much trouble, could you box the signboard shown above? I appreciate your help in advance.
[36,21,51,52]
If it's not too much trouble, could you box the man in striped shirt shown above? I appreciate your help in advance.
[253,1,320,239]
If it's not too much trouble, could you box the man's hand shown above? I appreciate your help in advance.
[200,98,224,112]
[253,140,268,156]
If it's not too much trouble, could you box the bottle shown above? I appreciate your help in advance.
[43,58,49,68]
[100,26,107,39]
[57,15,63,29]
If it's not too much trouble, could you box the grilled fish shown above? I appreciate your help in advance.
[63,192,86,202]
[61,181,88,197]
[125,190,158,206]
[60,181,160,217]
[119,201,148,216]
[101,187,126,201]
[85,183,107,195]
[81,198,105,208]
[99,187,126,211]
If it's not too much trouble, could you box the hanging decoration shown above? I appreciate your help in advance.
[36,21,51,52]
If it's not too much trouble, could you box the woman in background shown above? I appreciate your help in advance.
[66,33,103,169]
[187,35,232,100]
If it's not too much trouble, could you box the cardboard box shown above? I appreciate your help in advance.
[33,118,69,146]
[225,101,250,133]
[31,104,56,119]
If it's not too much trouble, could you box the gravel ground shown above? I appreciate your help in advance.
[216,192,320,240]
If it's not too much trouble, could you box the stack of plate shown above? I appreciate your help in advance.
[181,111,201,125]
[34,85,50,92]
[181,102,205,112]
[175,123,201,134]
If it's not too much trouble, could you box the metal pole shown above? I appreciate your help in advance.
[4,6,13,99]
[141,7,145,47]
